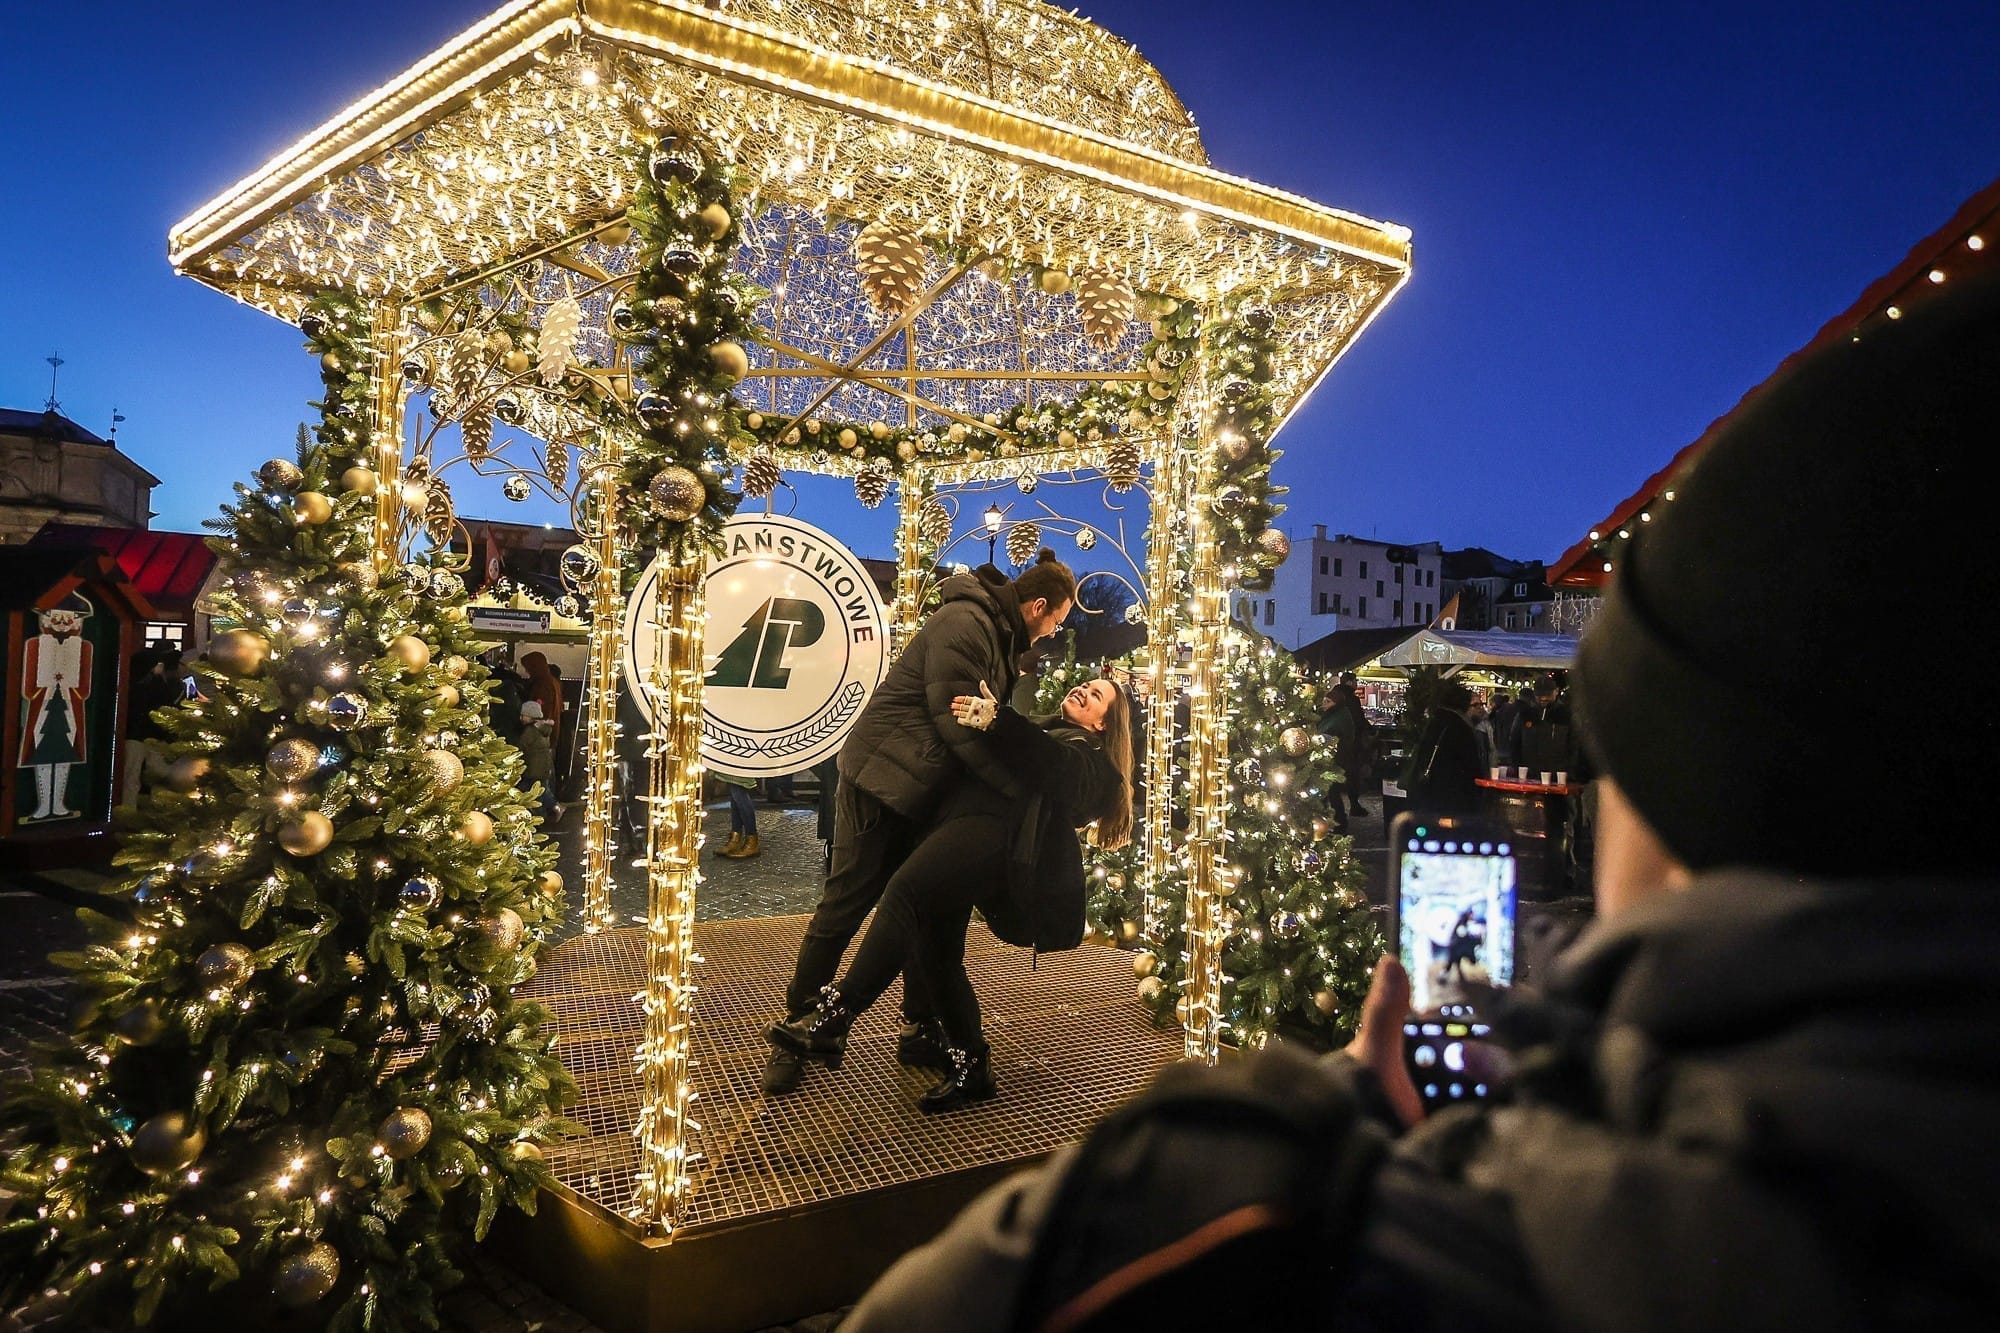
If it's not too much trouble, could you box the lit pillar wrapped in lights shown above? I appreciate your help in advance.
[368,304,410,569]
[631,554,707,1233]
[580,453,626,932]
[1179,368,1230,1066]
[1141,444,1183,938]
[891,471,932,661]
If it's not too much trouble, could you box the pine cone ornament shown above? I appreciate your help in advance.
[424,477,456,543]
[543,437,571,491]
[461,412,493,461]
[920,499,954,549]
[1006,521,1043,567]
[446,331,487,412]
[1104,438,1142,492]
[855,221,928,319]
[539,296,582,387]
[1077,270,1137,351]
[742,449,781,499]
[854,464,892,509]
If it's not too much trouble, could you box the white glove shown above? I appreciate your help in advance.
[951,680,999,731]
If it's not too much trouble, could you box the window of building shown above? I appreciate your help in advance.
[1264,599,1275,626]
[1513,582,1528,598]
[1318,591,1328,613]
[1319,556,1328,574]
[1359,596,1368,618]
[1394,566,1403,584]
[1334,558,1343,576]
[1394,598,1403,620]
[1506,611,1518,629]
[1359,560,1369,578]
[1376,580,1384,597]
[143,621,187,649]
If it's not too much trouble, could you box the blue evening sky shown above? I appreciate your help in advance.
[2,1,1996,567]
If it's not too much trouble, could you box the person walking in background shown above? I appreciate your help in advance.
[1467,694,1498,773]
[763,550,1078,1095]
[1400,678,1482,815]
[1314,686,1356,834]
[485,647,524,743]
[1338,682,1376,816]
[717,773,761,858]
[517,651,561,743]
[1490,684,1531,767]
[515,700,556,824]
[120,645,181,808]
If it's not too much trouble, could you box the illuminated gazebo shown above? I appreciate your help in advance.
[169,0,1410,1271]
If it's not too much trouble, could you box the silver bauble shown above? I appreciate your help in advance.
[1271,910,1304,940]
[258,458,305,492]
[325,692,368,730]
[1279,726,1311,756]
[647,465,706,521]
[197,942,255,989]
[266,738,321,783]
[1075,526,1098,551]
[553,595,581,619]
[503,474,532,502]
[1124,602,1145,624]
[400,875,442,911]
[560,545,600,584]
[428,570,465,600]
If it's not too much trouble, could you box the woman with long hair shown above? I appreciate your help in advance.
[770,677,1134,1111]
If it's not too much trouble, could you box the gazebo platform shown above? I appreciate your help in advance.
[496,915,1180,1333]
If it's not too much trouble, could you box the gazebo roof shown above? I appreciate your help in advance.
[168,0,1411,430]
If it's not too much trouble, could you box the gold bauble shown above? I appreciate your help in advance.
[503,349,532,376]
[209,628,270,678]
[266,738,321,783]
[745,411,764,429]
[294,492,334,525]
[277,811,334,857]
[537,870,565,898]
[1313,988,1340,1017]
[166,756,211,791]
[1280,726,1312,756]
[433,684,461,707]
[197,942,256,989]
[320,351,343,373]
[707,340,749,381]
[1132,950,1159,979]
[339,466,378,495]
[647,466,706,522]
[458,907,524,972]
[388,634,432,673]
[599,219,633,246]
[130,1111,207,1176]
[1175,996,1192,1027]
[340,560,379,590]
[114,999,166,1046]
[1117,919,1141,945]
[1038,269,1073,295]
[458,811,495,846]
[274,1242,341,1308]
[378,1106,433,1160]
[1311,817,1332,842]
[421,749,465,794]
[509,1138,544,1161]
[1136,975,1165,1003]
[697,202,732,239]
[837,427,858,448]
[443,654,469,679]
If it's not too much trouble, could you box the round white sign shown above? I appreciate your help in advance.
[623,513,889,778]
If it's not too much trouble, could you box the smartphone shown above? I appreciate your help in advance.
[1389,811,1518,1111]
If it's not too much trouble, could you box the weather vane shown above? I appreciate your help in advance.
[45,352,63,412]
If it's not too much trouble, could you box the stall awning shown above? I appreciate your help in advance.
[27,525,215,617]
[1374,629,1578,670]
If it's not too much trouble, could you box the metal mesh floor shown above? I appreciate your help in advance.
[523,916,1182,1230]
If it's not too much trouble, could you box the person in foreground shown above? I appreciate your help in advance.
[842,270,1999,1329]
[771,677,1134,1111]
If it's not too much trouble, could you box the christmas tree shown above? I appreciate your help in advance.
[1138,633,1382,1048]
[0,293,574,1329]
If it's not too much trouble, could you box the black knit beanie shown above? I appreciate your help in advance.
[1574,268,1999,877]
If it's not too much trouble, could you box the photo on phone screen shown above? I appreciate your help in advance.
[1394,816,1517,1014]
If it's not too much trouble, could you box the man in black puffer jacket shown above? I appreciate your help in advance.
[843,267,2000,1328]
[765,550,1076,1094]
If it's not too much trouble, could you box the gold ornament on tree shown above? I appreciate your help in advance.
[266,738,321,783]
[708,340,749,381]
[130,1112,207,1177]
[648,466,706,522]
[378,1106,434,1159]
[1104,439,1142,492]
[742,449,781,499]
[274,1243,341,1307]
[538,295,583,387]
[458,810,495,845]
[388,634,432,672]
[1314,988,1341,1017]
[1132,950,1159,978]
[1280,726,1312,756]
[1005,521,1043,567]
[340,465,378,495]
[855,220,928,318]
[854,465,892,509]
[197,942,255,989]
[209,628,270,677]
[278,811,334,856]
[1077,269,1137,350]
[459,907,525,971]
[421,749,465,794]
[1257,528,1292,565]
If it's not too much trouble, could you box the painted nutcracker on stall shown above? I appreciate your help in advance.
[19,594,95,823]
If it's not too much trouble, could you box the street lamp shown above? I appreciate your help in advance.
[983,504,1005,565]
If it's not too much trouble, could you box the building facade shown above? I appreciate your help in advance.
[1232,526,1444,649]
[0,408,158,545]
[1440,548,1559,633]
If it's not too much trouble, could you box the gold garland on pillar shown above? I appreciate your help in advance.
[368,305,409,568]
[1141,446,1182,939]
[891,473,933,662]
[1180,372,1230,1066]
[632,556,707,1232]
[580,453,626,934]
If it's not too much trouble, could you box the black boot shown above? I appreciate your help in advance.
[918,1045,997,1113]
[767,987,855,1066]
[896,1017,951,1068]
[761,1044,806,1095]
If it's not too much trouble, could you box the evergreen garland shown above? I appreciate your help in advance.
[0,293,576,1329]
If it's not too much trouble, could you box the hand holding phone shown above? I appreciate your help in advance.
[1390,812,1518,1112]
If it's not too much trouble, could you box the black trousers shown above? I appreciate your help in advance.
[783,780,936,1022]
[835,816,1006,1056]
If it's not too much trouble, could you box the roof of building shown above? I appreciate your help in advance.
[0,547,157,619]
[1551,174,2000,588]
[0,407,111,446]
[1292,625,1421,675]
[26,524,217,614]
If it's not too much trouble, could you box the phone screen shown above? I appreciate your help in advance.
[1394,816,1518,1111]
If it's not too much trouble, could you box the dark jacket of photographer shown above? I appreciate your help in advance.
[845,868,2000,1331]
[839,567,1027,820]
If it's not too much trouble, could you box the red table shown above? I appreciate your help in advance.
[1477,779,1585,897]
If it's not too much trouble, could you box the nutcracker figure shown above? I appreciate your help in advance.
[19,595,94,823]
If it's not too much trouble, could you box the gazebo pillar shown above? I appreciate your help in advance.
[579,448,626,932]
[633,552,708,1232]
[890,472,933,662]
[1179,384,1229,1065]
[1140,446,1182,938]
[366,305,410,569]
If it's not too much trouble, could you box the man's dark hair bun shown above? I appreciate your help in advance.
[1037,548,1056,563]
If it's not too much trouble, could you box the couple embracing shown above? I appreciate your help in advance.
[764,549,1136,1111]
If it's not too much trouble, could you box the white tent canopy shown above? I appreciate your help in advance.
[1374,629,1580,669]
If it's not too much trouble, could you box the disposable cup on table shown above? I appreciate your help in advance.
[1540,772,1554,785]
[1556,770,1569,785]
